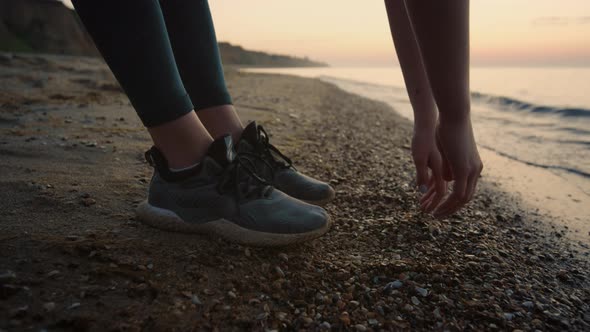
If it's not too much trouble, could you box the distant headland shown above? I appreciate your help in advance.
[0,0,327,67]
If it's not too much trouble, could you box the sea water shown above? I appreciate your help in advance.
[245,67,590,243]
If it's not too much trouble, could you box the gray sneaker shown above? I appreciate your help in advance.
[238,121,335,206]
[136,136,331,247]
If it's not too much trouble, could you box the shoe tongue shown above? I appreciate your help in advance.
[206,135,236,167]
[240,121,259,144]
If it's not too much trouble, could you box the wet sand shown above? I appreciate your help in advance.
[1,53,589,331]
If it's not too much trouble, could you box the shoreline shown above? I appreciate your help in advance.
[1,53,589,330]
[242,68,590,246]
[243,67,590,246]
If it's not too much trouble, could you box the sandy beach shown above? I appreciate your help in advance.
[1,53,589,331]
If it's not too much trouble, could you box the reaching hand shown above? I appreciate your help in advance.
[421,118,483,218]
[411,128,447,213]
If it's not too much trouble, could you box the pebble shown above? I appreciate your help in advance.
[43,302,56,312]
[227,291,237,299]
[319,321,331,330]
[274,266,285,278]
[0,271,17,283]
[531,318,543,328]
[278,253,289,262]
[67,302,81,310]
[301,316,313,325]
[46,270,60,278]
[255,312,268,320]
[415,287,428,297]
[504,312,515,321]
[10,305,28,318]
[522,301,534,309]
[411,296,421,306]
[191,295,202,305]
[383,280,403,294]
[274,311,287,321]
[349,300,360,308]
[433,307,442,319]
[339,311,350,325]
[81,197,96,206]
[355,324,367,331]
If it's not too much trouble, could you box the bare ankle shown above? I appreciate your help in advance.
[197,105,243,142]
[147,111,213,169]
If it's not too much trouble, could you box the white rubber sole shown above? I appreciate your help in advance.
[136,201,331,247]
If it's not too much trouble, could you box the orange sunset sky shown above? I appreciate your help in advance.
[63,0,590,67]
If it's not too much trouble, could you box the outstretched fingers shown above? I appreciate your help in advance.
[433,174,467,218]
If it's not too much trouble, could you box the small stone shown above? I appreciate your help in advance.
[0,284,20,298]
[319,321,331,330]
[433,307,442,319]
[81,198,96,207]
[227,291,237,299]
[191,295,202,305]
[411,296,420,306]
[0,271,17,283]
[274,266,285,278]
[43,302,56,312]
[275,311,287,321]
[248,298,260,305]
[315,292,324,303]
[339,311,351,325]
[522,301,534,309]
[67,302,80,310]
[415,287,428,297]
[368,318,379,326]
[354,324,367,331]
[46,270,60,278]
[349,300,360,308]
[504,313,514,321]
[301,316,313,325]
[146,263,153,270]
[531,319,543,328]
[278,253,289,262]
[255,312,268,320]
[383,280,403,293]
[10,305,28,318]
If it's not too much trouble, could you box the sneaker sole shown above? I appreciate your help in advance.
[136,201,331,247]
[303,196,334,207]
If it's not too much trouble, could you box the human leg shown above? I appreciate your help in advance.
[159,0,243,142]
[72,0,331,244]
[72,0,212,168]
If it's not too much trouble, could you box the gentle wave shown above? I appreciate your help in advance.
[471,92,590,119]
[480,144,590,179]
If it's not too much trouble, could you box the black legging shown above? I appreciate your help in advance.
[72,0,232,127]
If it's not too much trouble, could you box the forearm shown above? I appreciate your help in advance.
[404,0,471,123]
[385,0,437,131]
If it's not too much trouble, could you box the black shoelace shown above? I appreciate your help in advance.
[216,151,275,202]
[257,125,295,170]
